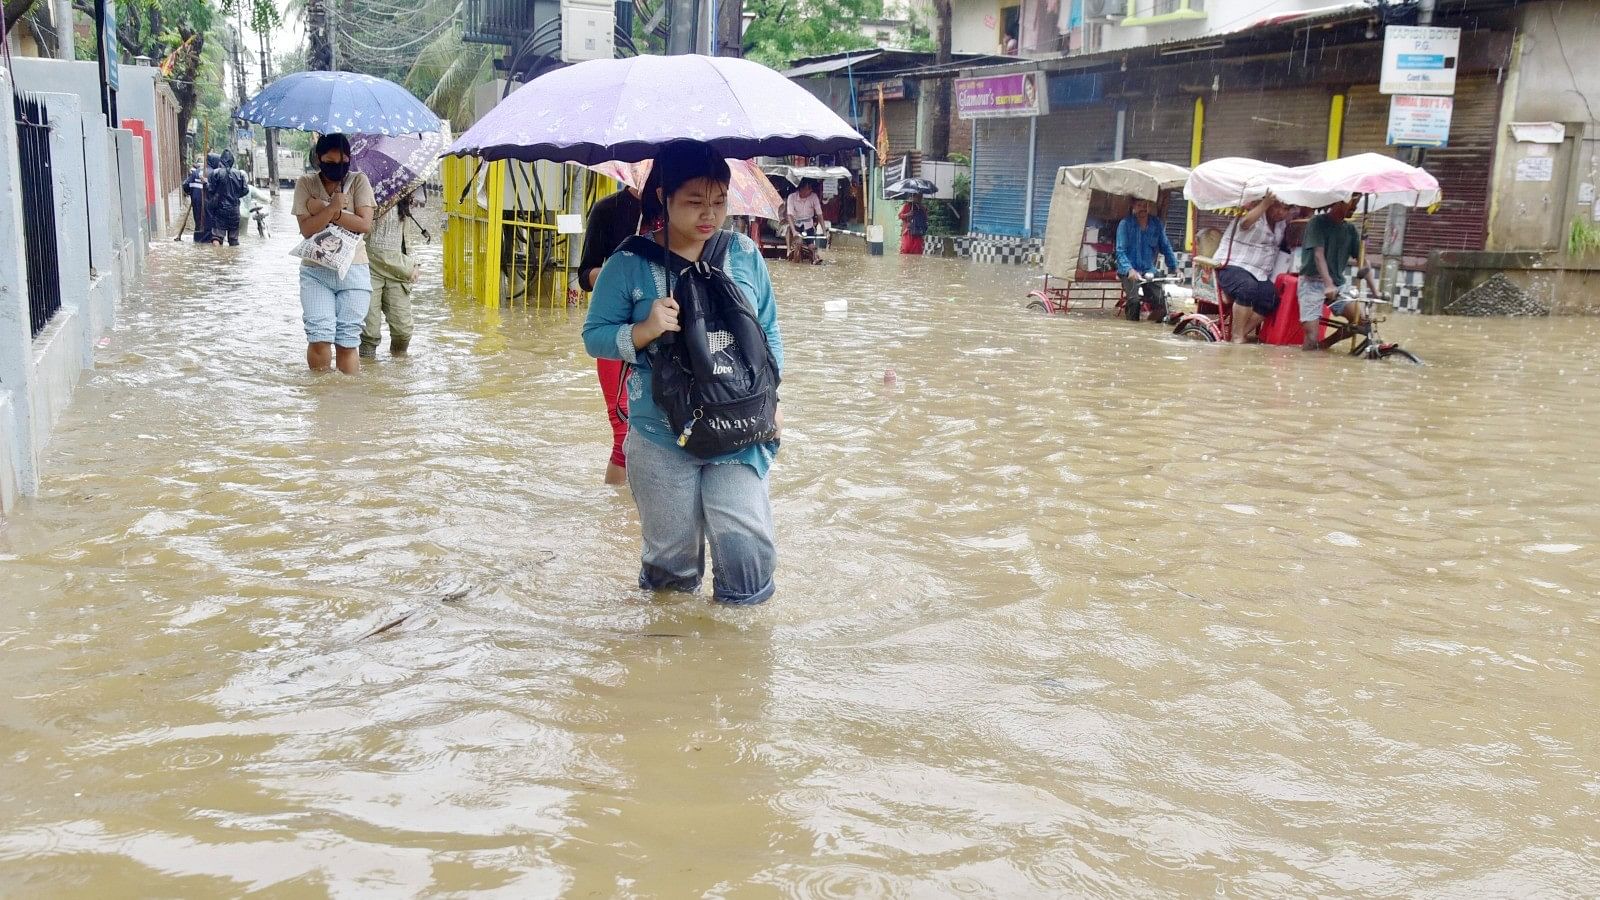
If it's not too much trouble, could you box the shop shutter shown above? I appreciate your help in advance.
[1031,104,1119,237]
[1197,86,1333,240]
[887,99,919,164]
[971,117,1033,237]
[1341,76,1501,262]
[1124,97,1194,248]
[1203,86,1333,166]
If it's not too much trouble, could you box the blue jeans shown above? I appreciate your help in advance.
[625,431,777,605]
[299,264,373,348]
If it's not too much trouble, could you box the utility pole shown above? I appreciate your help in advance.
[329,0,340,71]
[666,0,698,55]
[259,27,279,195]
[54,0,75,60]
[1381,0,1436,292]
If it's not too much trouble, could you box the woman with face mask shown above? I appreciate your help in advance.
[292,133,375,374]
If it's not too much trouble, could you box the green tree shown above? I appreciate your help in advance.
[742,0,883,69]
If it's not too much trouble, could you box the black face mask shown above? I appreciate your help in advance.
[321,161,350,183]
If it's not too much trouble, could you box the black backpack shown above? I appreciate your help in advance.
[622,231,781,459]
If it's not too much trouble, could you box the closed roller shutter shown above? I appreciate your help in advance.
[1342,76,1499,261]
[971,117,1032,237]
[1124,97,1194,248]
[1032,104,1119,237]
[1203,86,1333,166]
[1199,87,1333,239]
[886,100,919,165]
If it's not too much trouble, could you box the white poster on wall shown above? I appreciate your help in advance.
[1515,156,1554,182]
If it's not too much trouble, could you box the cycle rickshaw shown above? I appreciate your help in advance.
[1027,159,1192,319]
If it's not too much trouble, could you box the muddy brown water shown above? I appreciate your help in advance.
[1,203,1597,897]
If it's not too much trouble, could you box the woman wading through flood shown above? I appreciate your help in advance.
[582,140,784,605]
[293,134,375,374]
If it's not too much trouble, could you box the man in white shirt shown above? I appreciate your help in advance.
[1214,193,1290,343]
[785,179,825,263]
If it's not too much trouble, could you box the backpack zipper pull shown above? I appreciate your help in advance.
[677,409,704,447]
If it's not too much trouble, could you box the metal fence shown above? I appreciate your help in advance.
[442,156,611,309]
[13,91,61,339]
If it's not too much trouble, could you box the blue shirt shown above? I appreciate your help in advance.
[581,232,784,477]
[1114,214,1179,276]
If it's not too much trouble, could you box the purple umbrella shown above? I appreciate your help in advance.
[351,129,451,214]
[448,54,869,165]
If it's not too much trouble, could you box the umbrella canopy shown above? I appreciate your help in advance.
[448,54,870,165]
[1042,159,1191,277]
[1275,152,1441,209]
[1184,157,1298,210]
[1186,155,1440,210]
[352,129,451,215]
[239,71,441,136]
[886,177,938,198]
[586,157,786,221]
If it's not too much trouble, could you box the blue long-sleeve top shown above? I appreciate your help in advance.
[581,231,784,477]
[1114,214,1179,276]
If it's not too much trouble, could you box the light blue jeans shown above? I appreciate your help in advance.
[625,431,777,605]
[299,263,373,348]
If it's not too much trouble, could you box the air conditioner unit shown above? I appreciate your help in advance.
[561,0,615,61]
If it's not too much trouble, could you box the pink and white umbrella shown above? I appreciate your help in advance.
[1186,154,1439,211]
[584,157,786,221]
[1275,152,1441,210]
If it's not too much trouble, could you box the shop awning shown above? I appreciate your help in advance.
[784,52,885,79]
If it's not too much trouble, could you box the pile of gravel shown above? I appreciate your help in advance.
[1444,273,1551,317]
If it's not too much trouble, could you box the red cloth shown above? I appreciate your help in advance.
[597,358,629,468]
[900,233,925,255]
[1257,274,1326,346]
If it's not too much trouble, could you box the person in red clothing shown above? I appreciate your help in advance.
[898,193,928,255]
[578,186,644,485]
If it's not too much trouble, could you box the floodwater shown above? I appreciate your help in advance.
[2,201,1597,898]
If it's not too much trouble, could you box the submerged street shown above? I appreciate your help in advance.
[1,202,1597,896]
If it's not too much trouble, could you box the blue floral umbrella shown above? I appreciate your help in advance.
[238,71,441,136]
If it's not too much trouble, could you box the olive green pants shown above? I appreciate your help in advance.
[360,273,413,350]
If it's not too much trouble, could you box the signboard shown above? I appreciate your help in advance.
[955,73,1049,119]
[1386,95,1453,147]
[104,0,119,90]
[1380,25,1459,95]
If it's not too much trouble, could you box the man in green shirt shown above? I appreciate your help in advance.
[1297,195,1380,350]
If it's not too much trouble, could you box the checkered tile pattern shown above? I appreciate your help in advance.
[966,235,1043,266]
[1391,270,1425,313]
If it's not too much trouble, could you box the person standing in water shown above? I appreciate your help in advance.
[578,184,645,486]
[898,193,928,255]
[582,140,783,605]
[293,134,375,375]
[360,190,422,360]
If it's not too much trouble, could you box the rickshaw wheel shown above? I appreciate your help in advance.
[1379,346,1424,365]
[1025,299,1050,314]
[1174,320,1217,342]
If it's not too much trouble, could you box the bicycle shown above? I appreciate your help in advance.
[1316,293,1423,364]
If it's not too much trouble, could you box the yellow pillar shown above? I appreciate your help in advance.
[1327,93,1346,160]
[1187,95,1205,252]
[481,161,506,307]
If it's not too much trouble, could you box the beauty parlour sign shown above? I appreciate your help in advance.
[956,72,1049,119]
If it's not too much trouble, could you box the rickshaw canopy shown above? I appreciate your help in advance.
[1042,159,1191,278]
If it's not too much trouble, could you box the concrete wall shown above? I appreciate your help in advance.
[1484,1,1600,256]
[949,0,1342,56]
[8,59,175,233]
[0,71,146,523]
